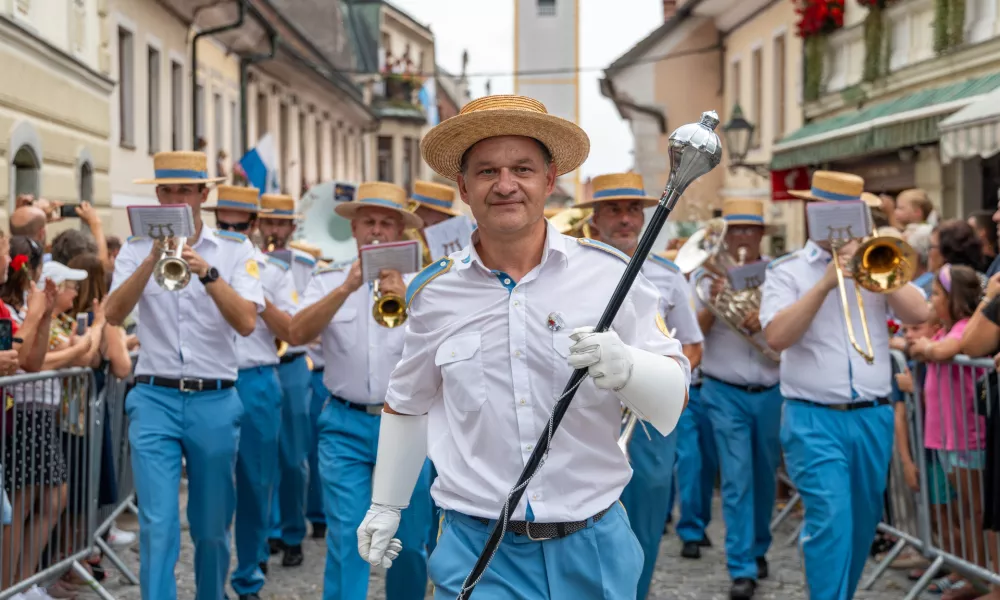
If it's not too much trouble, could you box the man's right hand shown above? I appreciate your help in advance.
[342,260,364,294]
[0,350,19,376]
[357,504,403,568]
[708,276,725,302]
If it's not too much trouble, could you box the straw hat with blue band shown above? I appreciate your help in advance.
[575,172,658,209]
[334,182,424,230]
[411,180,461,217]
[133,151,227,185]
[260,195,299,220]
[204,185,270,214]
[421,94,590,181]
[788,170,880,207]
[721,198,778,234]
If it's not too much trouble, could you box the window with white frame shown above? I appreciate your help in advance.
[195,84,205,148]
[118,27,135,147]
[148,46,161,154]
[538,0,556,16]
[966,0,997,44]
[773,33,787,140]
[750,47,763,148]
[213,92,224,160]
[231,100,240,160]
[170,60,183,150]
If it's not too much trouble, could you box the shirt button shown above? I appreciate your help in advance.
[519,398,526,405]
[451,351,456,357]
[504,278,511,285]
[532,493,539,500]
[514,350,521,358]
[526,444,533,451]
[513,300,520,307]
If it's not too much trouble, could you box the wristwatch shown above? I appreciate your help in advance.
[199,267,220,286]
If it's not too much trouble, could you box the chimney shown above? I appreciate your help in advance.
[663,0,677,21]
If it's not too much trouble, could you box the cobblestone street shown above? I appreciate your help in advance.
[81,489,920,599]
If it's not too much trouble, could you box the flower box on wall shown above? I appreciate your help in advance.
[795,0,846,101]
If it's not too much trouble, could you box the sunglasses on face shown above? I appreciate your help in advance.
[217,220,252,232]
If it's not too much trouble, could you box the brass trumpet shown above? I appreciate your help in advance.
[153,236,191,291]
[265,234,278,253]
[831,225,917,364]
[275,337,289,358]
[367,240,408,328]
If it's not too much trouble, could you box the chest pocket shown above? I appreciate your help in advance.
[330,308,358,346]
[550,329,601,408]
[435,332,486,412]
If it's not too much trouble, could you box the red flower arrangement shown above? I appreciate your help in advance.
[10,254,28,273]
[887,317,901,336]
[795,0,846,38]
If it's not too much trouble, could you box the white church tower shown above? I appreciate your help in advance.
[514,0,581,203]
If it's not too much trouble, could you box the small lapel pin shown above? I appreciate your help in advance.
[546,312,565,332]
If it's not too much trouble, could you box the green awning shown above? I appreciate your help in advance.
[770,71,1000,171]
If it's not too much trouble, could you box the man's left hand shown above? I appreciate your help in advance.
[181,245,210,279]
[567,327,633,391]
[741,312,762,334]
[378,269,406,299]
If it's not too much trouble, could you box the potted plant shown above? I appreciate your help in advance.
[795,0,846,101]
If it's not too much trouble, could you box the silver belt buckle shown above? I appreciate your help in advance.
[179,378,204,393]
[525,521,554,542]
[366,404,384,416]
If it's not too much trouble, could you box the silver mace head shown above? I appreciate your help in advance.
[661,110,723,210]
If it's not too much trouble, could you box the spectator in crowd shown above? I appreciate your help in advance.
[49,203,109,270]
[930,220,986,287]
[895,189,935,230]
[905,224,936,296]
[9,206,47,249]
[969,210,998,273]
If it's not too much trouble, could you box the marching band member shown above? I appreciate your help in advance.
[692,198,780,600]
[582,171,704,600]
[257,194,315,566]
[206,188,297,600]
[288,182,431,600]
[356,95,690,597]
[760,171,929,600]
[105,151,264,600]
[407,180,462,268]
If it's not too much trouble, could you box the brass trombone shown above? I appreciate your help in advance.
[831,225,917,364]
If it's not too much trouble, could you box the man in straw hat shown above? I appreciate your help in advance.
[287,181,431,600]
[255,194,316,568]
[760,171,929,600]
[104,151,265,600]
[686,198,783,599]
[407,180,464,268]
[355,95,690,597]
[581,170,704,599]
[204,188,298,599]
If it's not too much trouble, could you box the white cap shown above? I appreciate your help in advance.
[42,261,87,285]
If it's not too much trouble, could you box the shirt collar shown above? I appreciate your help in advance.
[456,221,570,273]
[196,226,221,249]
[804,239,830,264]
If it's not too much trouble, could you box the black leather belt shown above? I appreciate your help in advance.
[791,397,891,411]
[704,375,776,394]
[280,351,306,364]
[471,504,613,541]
[312,366,325,374]
[135,376,235,392]
[329,395,383,416]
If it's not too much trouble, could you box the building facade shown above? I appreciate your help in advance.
[0,0,113,230]
[515,0,581,203]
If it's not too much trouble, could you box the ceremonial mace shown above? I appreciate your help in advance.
[457,112,723,599]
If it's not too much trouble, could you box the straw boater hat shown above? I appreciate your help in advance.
[134,151,227,185]
[334,182,424,230]
[576,172,658,209]
[288,240,322,259]
[421,95,590,181]
[260,195,299,220]
[411,181,461,217]
[721,198,778,234]
[788,171,880,207]
[203,186,270,214]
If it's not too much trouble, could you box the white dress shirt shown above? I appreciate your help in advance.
[693,264,779,387]
[759,240,910,403]
[642,256,703,346]
[238,251,298,369]
[279,247,317,355]
[111,227,265,381]
[301,267,414,405]
[385,224,689,522]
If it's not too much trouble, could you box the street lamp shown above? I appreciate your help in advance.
[722,104,770,177]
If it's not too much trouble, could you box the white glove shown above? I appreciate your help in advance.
[357,503,403,568]
[567,327,633,390]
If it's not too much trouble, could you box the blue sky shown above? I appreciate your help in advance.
[388,0,664,181]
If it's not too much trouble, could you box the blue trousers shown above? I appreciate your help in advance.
[782,400,894,600]
[273,355,312,546]
[429,503,642,599]
[317,398,432,600]
[307,369,328,526]
[126,383,242,600]
[231,366,282,595]
[427,463,440,555]
[620,424,678,600]
[702,378,783,580]
[674,385,717,544]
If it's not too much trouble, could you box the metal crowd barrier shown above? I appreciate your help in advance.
[0,362,138,600]
[860,350,1000,599]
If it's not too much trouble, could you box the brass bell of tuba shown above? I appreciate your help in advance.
[676,218,780,363]
[153,236,191,291]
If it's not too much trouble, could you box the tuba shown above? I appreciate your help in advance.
[676,218,780,363]
[368,240,408,328]
[153,234,191,291]
[831,223,917,364]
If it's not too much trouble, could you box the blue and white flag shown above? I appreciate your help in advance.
[419,79,440,126]
[239,133,280,194]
